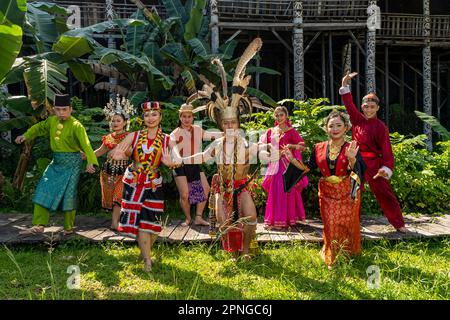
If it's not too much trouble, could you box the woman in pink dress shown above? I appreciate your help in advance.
[261,106,308,229]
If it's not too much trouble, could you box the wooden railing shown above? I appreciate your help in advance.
[380,14,450,41]
[31,0,450,41]
[430,15,450,39]
[379,13,424,39]
[36,0,166,27]
[303,0,368,22]
[217,0,370,23]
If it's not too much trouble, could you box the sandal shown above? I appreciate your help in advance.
[19,225,44,235]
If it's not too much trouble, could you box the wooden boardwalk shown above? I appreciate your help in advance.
[0,213,449,245]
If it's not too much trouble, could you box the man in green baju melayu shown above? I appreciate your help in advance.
[15,94,98,235]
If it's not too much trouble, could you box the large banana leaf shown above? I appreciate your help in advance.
[68,61,95,84]
[219,40,238,59]
[162,0,188,23]
[184,0,206,41]
[29,1,69,34]
[0,116,35,132]
[54,19,147,59]
[181,69,196,93]
[96,48,174,89]
[246,87,277,108]
[187,37,210,59]
[143,41,164,65]
[246,66,281,76]
[126,10,147,56]
[3,95,37,117]
[414,111,450,141]
[0,0,27,26]
[2,52,63,85]
[0,24,23,83]
[23,58,67,108]
[0,0,26,82]
[53,35,93,59]
[160,42,188,66]
[26,3,59,51]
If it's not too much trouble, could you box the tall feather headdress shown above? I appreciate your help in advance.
[188,38,269,129]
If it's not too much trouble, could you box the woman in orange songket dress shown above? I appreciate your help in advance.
[283,110,366,268]
[94,96,134,230]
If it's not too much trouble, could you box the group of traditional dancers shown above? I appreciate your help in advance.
[15,38,407,271]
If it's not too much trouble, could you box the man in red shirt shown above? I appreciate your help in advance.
[339,71,407,233]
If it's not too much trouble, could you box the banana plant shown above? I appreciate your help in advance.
[0,0,27,82]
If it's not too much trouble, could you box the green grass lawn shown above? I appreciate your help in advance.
[1,237,449,300]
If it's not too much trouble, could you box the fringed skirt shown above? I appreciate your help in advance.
[100,160,128,209]
[118,168,164,238]
[33,152,82,212]
[319,176,361,266]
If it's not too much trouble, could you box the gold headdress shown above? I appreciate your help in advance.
[190,38,268,129]
[103,94,136,121]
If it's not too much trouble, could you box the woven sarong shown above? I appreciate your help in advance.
[32,152,82,212]
[319,176,361,266]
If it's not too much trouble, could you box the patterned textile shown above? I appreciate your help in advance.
[33,152,82,212]
[174,164,206,204]
[100,170,125,209]
[117,129,169,238]
[319,176,361,266]
[211,177,250,252]
[118,168,164,237]
[188,180,207,205]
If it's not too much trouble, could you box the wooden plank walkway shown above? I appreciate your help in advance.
[0,213,449,245]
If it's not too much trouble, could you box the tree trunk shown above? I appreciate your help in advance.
[12,140,33,191]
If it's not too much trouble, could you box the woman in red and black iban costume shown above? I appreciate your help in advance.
[282,110,366,269]
[112,101,180,272]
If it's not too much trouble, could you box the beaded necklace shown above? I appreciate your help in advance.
[134,127,165,178]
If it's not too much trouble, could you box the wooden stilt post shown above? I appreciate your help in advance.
[423,0,432,151]
[211,0,219,54]
[385,45,389,127]
[322,33,326,98]
[366,1,379,94]
[437,55,441,121]
[285,49,291,98]
[328,32,334,105]
[293,1,304,101]
[356,42,360,109]
[400,59,404,108]
[106,0,117,99]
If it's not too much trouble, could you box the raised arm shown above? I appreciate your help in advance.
[339,71,364,124]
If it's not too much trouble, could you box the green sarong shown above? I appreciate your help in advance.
[32,152,82,211]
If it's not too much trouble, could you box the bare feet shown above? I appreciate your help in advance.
[194,216,209,226]
[181,219,191,227]
[19,225,44,235]
[241,254,253,262]
[143,258,152,272]
[396,226,409,233]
